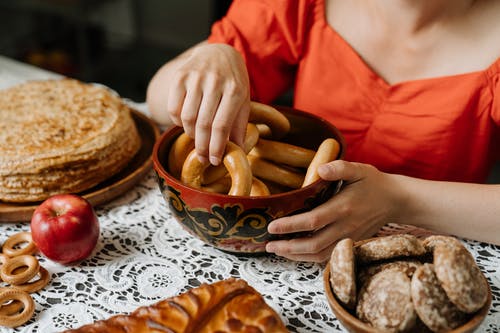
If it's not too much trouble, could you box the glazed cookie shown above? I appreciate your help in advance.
[356,270,417,332]
[329,238,356,309]
[411,264,467,332]
[421,235,462,253]
[357,259,422,287]
[433,242,489,313]
[355,235,426,264]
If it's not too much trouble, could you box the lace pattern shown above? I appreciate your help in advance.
[0,171,499,333]
[0,63,497,331]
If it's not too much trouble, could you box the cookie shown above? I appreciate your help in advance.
[355,235,426,264]
[329,238,356,309]
[433,242,489,313]
[356,270,416,332]
[421,235,462,253]
[411,263,467,331]
[357,259,422,287]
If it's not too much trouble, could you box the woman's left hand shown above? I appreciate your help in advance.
[265,160,406,262]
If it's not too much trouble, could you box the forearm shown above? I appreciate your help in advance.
[146,41,207,126]
[396,174,500,245]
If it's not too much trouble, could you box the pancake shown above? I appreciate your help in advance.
[0,79,141,202]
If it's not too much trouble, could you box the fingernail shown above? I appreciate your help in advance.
[209,156,221,166]
[317,164,329,175]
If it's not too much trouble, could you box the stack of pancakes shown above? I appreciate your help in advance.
[0,79,141,203]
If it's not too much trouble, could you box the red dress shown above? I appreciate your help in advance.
[208,0,500,183]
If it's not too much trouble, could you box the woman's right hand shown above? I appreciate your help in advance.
[147,42,251,166]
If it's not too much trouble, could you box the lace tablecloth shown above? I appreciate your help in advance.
[0,56,499,333]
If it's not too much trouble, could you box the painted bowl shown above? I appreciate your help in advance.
[323,240,492,333]
[153,106,345,254]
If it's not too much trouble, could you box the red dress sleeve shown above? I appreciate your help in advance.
[208,0,313,103]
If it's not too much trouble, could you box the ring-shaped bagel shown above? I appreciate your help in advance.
[181,142,252,196]
[2,232,37,258]
[168,132,195,178]
[0,288,35,328]
[11,266,50,294]
[202,123,260,185]
[247,154,305,189]
[249,101,290,139]
[250,177,271,196]
[0,255,39,286]
[0,299,23,317]
[250,138,316,168]
[302,138,341,187]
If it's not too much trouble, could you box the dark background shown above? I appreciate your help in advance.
[0,0,232,101]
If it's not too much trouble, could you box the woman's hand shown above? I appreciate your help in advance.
[265,160,406,262]
[147,42,251,166]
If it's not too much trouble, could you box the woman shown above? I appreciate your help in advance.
[147,0,500,262]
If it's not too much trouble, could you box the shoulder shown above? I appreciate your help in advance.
[210,0,320,54]
[224,0,319,24]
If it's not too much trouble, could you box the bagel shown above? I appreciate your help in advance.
[247,155,304,189]
[250,138,315,168]
[249,102,290,139]
[181,142,252,196]
[302,138,340,187]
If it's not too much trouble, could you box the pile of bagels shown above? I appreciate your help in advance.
[0,231,50,327]
[328,234,490,332]
[168,102,341,196]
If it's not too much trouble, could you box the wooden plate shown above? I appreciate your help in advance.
[0,109,160,222]
[323,241,492,333]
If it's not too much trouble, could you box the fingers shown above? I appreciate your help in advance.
[268,197,348,234]
[181,86,203,140]
[318,160,365,183]
[268,242,336,263]
[229,101,250,148]
[166,75,248,166]
[266,224,340,261]
[163,44,250,166]
[166,73,186,127]
[208,90,248,165]
[194,90,222,165]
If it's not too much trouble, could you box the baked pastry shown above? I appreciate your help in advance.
[411,264,467,332]
[329,238,356,309]
[0,79,141,202]
[356,269,417,332]
[433,241,489,313]
[357,259,422,287]
[355,234,426,264]
[421,235,462,253]
[62,278,289,333]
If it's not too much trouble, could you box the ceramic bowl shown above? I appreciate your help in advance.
[153,106,345,254]
[323,248,492,333]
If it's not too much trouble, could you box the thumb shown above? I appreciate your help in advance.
[317,160,363,183]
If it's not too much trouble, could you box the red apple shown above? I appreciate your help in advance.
[30,194,100,264]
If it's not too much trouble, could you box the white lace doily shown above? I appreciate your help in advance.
[0,57,498,333]
[0,171,498,333]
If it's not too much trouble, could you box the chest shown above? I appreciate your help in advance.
[324,0,500,85]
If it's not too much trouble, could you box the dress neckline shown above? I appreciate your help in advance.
[315,0,500,89]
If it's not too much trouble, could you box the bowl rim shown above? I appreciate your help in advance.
[323,260,492,333]
[152,105,346,199]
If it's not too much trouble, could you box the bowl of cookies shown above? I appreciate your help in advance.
[153,102,345,254]
[324,235,491,333]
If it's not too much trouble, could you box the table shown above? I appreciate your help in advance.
[0,55,499,333]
